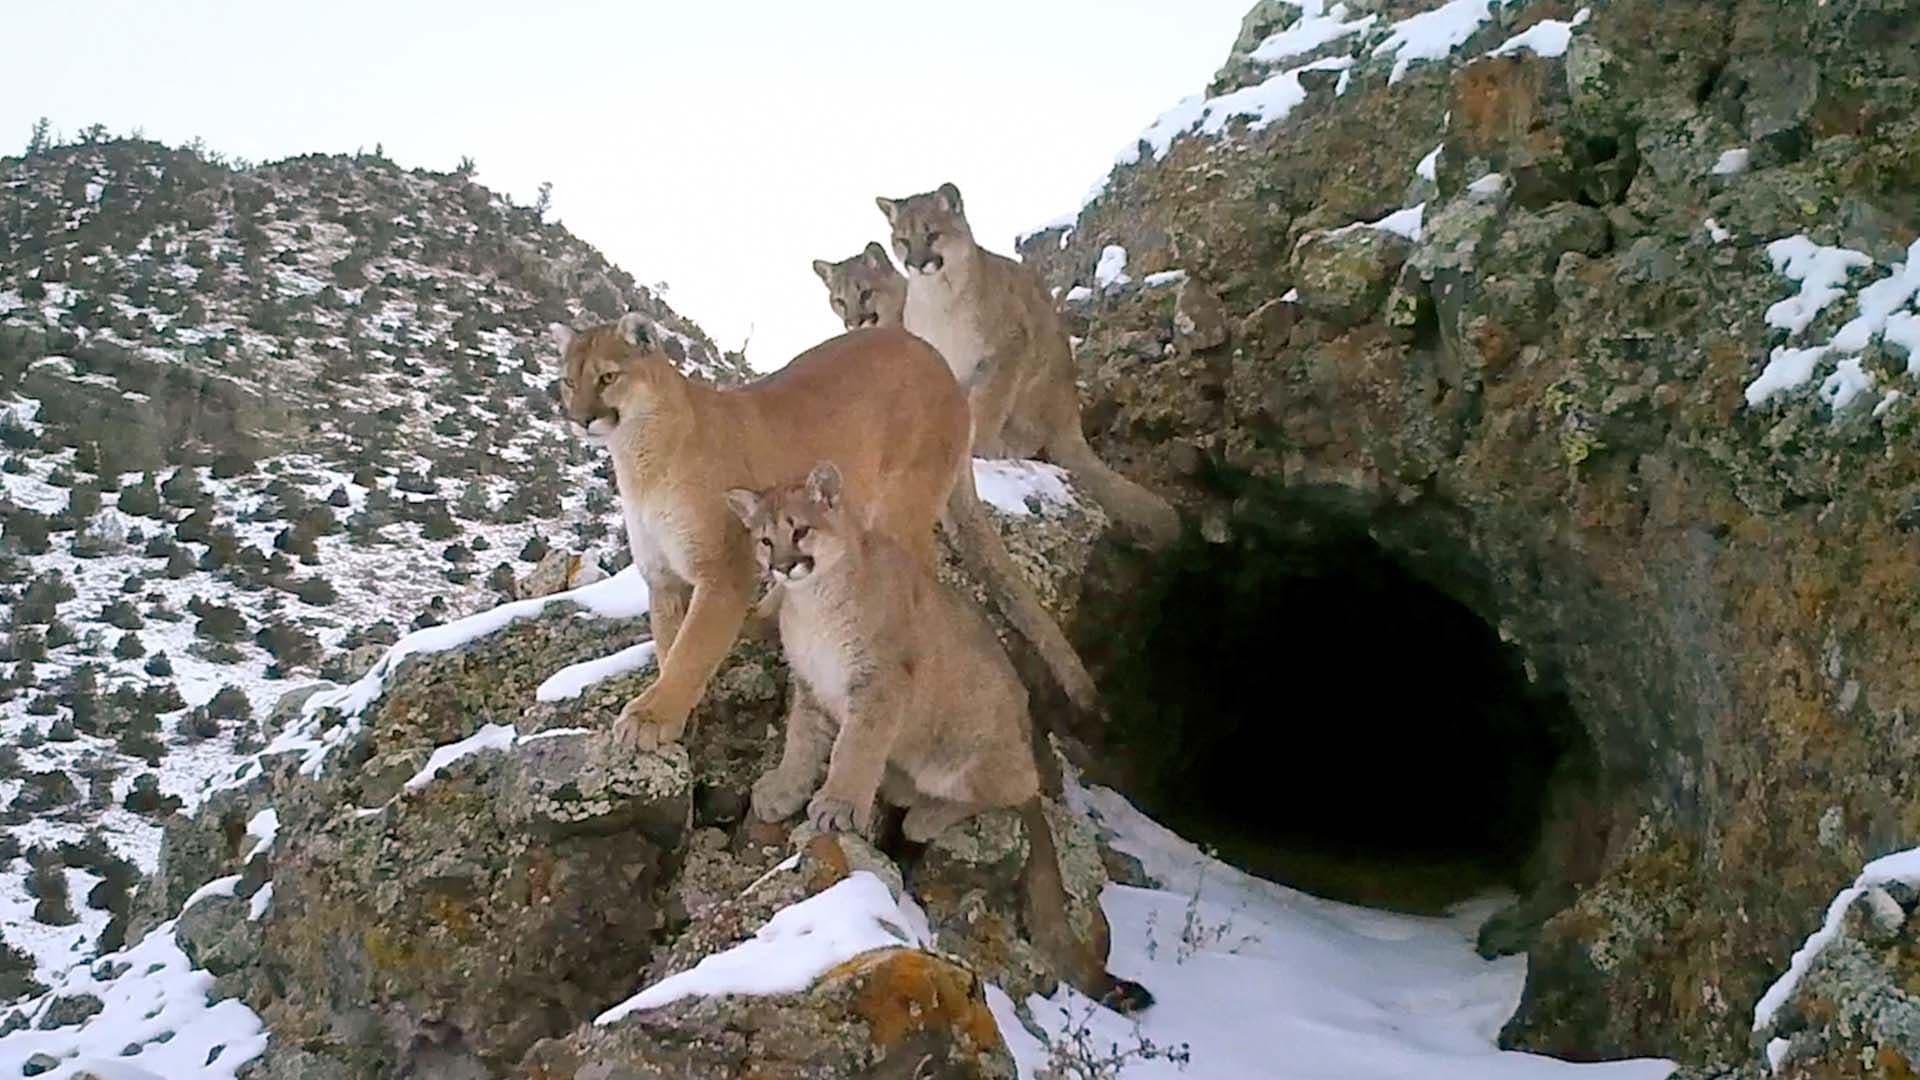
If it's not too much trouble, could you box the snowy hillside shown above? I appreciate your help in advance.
[0,135,744,994]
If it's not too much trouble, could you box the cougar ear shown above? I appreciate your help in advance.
[875,196,899,222]
[548,323,576,353]
[805,461,843,510]
[724,488,762,526]
[936,182,963,214]
[811,259,834,283]
[615,313,652,349]
[862,241,890,267]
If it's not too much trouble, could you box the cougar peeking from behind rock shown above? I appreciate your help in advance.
[554,315,1100,749]
[726,462,1153,1013]
[876,182,1182,550]
[813,242,906,331]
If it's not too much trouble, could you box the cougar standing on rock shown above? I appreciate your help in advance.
[554,316,1100,748]
[875,182,1182,550]
[727,462,1153,1013]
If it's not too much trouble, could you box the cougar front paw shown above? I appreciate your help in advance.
[806,793,863,835]
[612,691,680,752]
[751,771,813,823]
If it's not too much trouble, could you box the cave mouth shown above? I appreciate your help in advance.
[1101,491,1585,915]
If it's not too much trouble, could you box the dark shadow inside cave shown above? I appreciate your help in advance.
[1098,490,1587,915]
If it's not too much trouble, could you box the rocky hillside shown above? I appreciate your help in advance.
[0,136,744,995]
[1015,0,1920,1073]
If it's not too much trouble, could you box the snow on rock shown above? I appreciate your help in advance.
[1249,1,1378,65]
[1142,269,1190,289]
[181,874,241,914]
[0,922,268,1080]
[1747,237,1920,409]
[1417,143,1443,181]
[1468,172,1509,197]
[254,567,651,781]
[242,809,278,859]
[248,882,274,923]
[1373,0,1497,84]
[972,459,1079,518]
[1713,147,1752,176]
[1027,774,1677,1080]
[1094,245,1130,289]
[1360,203,1426,241]
[1488,8,1590,59]
[1753,847,1920,1044]
[1888,312,1920,371]
[1194,57,1355,139]
[402,722,520,793]
[1763,236,1873,336]
[595,871,924,1025]
[1117,56,1353,173]
[536,640,658,702]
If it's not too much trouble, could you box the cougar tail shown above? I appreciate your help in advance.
[1044,426,1181,552]
[943,472,1101,718]
[1019,798,1154,1014]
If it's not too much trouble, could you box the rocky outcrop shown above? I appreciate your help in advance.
[101,493,1117,1077]
[1017,0,1920,1070]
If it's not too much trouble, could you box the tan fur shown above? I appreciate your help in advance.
[555,318,964,749]
[813,242,907,331]
[554,316,1100,747]
[727,465,1152,1012]
[876,182,1182,550]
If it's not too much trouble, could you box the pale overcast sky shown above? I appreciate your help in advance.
[3,1,1249,368]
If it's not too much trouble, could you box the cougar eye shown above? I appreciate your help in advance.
[792,525,810,543]
[596,371,617,388]
[831,298,844,312]
[926,232,941,244]
[858,288,872,303]
[758,537,772,549]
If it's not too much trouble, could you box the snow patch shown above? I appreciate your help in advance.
[1094,245,1130,289]
[595,871,924,1024]
[1249,2,1378,65]
[972,459,1078,518]
[1754,846,1920,1039]
[1417,143,1443,182]
[1142,269,1189,289]
[1374,0,1497,84]
[536,640,658,702]
[1488,8,1590,59]
[242,809,278,859]
[259,567,651,780]
[1034,772,1677,1080]
[1747,238,1920,408]
[403,722,519,792]
[0,922,267,1079]
[248,882,274,922]
[1468,172,1508,196]
[1334,203,1426,242]
[1763,236,1872,337]
[1713,148,1752,176]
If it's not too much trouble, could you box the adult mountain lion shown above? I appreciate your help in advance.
[553,315,1099,749]
[874,182,1182,550]
[726,462,1152,1012]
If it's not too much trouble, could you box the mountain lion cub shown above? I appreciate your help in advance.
[812,242,906,331]
[555,316,1099,748]
[876,182,1182,550]
[727,462,1152,1012]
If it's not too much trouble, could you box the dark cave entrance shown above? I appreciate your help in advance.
[1096,489,1589,914]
